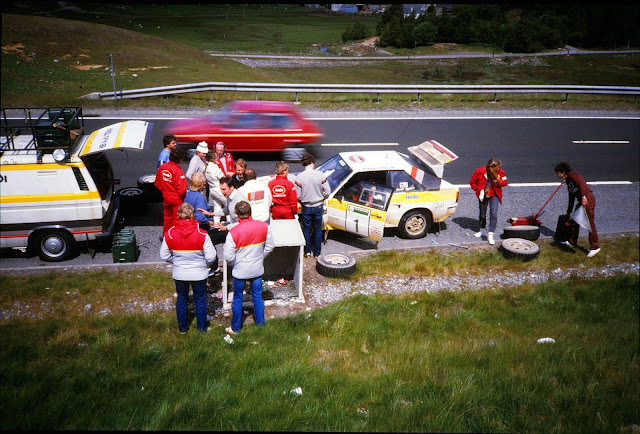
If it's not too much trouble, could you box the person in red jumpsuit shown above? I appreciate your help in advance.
[554,161,600,258]
[155,148,187,234]
[269,161,298,219]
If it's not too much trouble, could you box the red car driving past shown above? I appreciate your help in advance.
[165,100,323,159]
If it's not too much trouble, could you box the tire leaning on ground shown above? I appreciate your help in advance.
[503,225,540,241]
[137,174,163,203]
[500,238,540,261]
[316,253,357,277]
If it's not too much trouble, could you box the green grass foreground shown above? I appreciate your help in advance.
[1,259,638,429]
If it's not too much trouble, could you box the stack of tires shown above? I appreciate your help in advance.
[501,225,540,261]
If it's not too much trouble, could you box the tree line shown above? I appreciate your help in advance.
[342,4,640,53]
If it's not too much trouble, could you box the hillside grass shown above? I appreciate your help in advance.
[2,12,639,110]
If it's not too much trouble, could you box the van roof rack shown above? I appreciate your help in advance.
[1,107,85,160]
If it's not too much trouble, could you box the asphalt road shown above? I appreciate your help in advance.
[1,110,638,270]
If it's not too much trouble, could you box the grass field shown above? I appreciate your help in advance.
[2,10,639,110]
[1,234,638,430]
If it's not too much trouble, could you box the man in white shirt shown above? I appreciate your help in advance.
[239,168,272,223]
[185,141,208,181]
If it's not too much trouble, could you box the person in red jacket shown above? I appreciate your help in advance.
[155,148,188,234]
[214,141,235,178]
[469,158,508,245]
[554,161,600,258]
[269,161,298,219]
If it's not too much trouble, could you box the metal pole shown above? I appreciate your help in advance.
[110,54,117,100]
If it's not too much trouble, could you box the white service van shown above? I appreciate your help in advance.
[0,107,153,261]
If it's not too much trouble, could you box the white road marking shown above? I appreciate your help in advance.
[454,181,632,188]
[321,143,398,147]
[572,140,630,144]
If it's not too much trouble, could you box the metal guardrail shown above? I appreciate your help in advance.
[99,82,640,103]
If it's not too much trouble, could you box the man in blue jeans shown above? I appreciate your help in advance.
[223,201,274,334]
[295,153,330,258]
[160,202,217,334]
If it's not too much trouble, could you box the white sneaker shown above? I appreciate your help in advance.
[474,229,486,238]
[487,232,495,245]
[586,248,601,258]
[560,241,571,247]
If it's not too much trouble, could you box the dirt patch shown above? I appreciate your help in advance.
[2,42,32,61]
[127,66,171,72]
[71,64,104,70]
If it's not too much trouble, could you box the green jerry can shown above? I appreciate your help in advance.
[112,229,139,263]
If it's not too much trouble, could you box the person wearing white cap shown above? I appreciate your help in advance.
[185,141,209,182]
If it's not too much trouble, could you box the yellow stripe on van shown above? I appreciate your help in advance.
[0,191,101,204]
[0,162,84,171]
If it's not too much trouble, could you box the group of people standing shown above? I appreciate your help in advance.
[154,135,329,334]
[469,158,599,257]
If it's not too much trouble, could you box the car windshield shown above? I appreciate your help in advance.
[397,152,442,190]
[316,155,353,192]
[212,106,232,126]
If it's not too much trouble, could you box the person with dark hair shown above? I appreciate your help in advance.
[469,158,508,245]
[224,201,274,334]
[160,202,217,334]
[295,153,330,258]
[269,161,298,220]
[554,162,600,258]
[239,168,272,223]
[157,134,177,169]
[199,176,248,230]
[155,147,187,234]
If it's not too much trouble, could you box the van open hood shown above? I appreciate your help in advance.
[407,140,458,178]
[78,120,153,156]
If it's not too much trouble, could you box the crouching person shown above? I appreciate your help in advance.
[160,202,217,334]
[224,201,274,334]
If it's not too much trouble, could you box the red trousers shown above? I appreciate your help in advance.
[271,205,295,220]
[163,203,180,233]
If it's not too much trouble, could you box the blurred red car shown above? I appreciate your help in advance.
[166,100,323,157]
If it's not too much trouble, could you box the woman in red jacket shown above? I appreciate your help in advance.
[469,158,508,245]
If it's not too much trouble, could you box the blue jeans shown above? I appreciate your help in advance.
[175,279,208,332]
[231,276,265,332]
[301,205,323,256]
[478,196,500,233]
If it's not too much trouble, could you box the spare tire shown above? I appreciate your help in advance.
[137,174,163,203]
[501,238,540,261]
[503,225,540,241]
[316,253,357,278]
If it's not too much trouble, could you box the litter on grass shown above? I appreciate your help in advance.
[537,337,556,344]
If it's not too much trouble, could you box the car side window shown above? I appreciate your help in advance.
[230,113,255,129]
[341,181,393,211]
[388,170,424,191]
[270,113,293,129]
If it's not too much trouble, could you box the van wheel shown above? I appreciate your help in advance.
[398,210,431,239]
[137,174,162,203]
[316,253,357,277]
[33,230,78,262]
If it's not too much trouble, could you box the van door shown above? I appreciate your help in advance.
[326,181,393,242]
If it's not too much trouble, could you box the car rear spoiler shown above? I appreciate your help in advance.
[408,140,459,178]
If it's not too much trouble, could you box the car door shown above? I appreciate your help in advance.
[327,181,393,242]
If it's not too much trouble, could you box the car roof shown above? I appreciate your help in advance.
[230,100,296,113]
[337,151,411,172]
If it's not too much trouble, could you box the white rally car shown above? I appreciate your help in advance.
[315,140,459,242]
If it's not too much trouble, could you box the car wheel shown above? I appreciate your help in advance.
[316,253,357,278]
[398,210,431,239]
[137,174,162,203]
[503,225,540,241]
[32,230,78,262]
[117,187,145,216]
[501,238,540,261]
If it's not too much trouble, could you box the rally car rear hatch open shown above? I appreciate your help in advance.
[407,140,459,178]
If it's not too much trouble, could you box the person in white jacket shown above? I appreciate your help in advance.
[224,201,274,334]
[204,151,225,223]
[238,168,272,223]
[160,202,217,334]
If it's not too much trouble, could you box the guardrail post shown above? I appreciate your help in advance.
[255,92,258,100]
[417,93,421,102]
[565,93,569,102]
[294,92,300,105]
[210,91,214,102]
[493,93,497,103]
[376,93,380,103]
